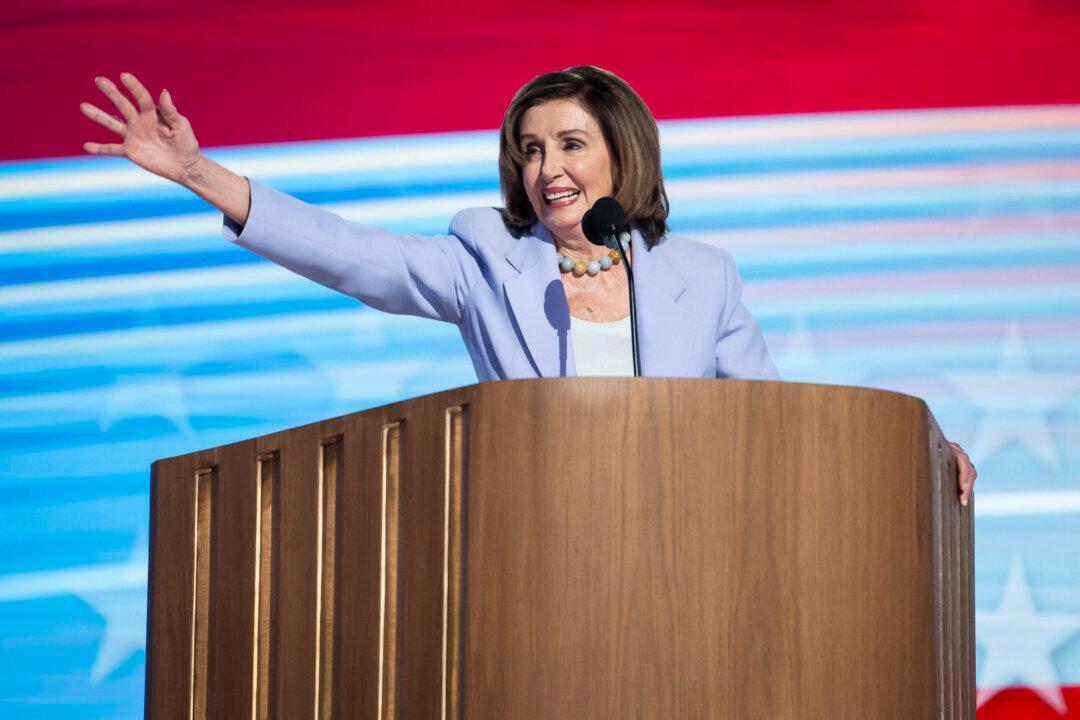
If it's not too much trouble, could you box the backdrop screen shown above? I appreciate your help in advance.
[1,1,1079,717]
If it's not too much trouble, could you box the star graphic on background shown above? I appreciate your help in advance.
[293,311,474,408]
[946,323,1080,469]
[0,526,148,685]
[79,525,149,683]
[96,297,196,437]
[774,312,866,387]
[976,556,1080,714]
[99,370,194,436]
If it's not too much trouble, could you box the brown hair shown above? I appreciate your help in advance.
[499,66,670,248]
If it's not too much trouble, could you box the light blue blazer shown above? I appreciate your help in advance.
[225,180,779,382]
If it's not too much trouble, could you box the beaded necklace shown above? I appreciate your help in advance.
[557,231,631,277]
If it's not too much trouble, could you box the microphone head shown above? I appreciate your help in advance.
[581,197,626,246]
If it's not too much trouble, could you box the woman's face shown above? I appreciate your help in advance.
[518,98,614,244]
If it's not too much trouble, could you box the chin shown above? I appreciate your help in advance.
[540,208,585,235]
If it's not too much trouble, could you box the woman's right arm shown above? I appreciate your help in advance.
[80,73,476,324]
[80,73,251,226]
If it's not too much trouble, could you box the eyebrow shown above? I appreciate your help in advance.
[519,129,589,143]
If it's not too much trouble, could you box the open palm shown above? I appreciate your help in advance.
[80,73,201,183]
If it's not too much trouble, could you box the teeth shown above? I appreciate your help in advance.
[544,190,579,201]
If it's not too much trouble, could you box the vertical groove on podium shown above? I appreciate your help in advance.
[378,422,402,720]
[954,479,972,716]
[951,445,971,720]
[959,500,967,720]
[943,440,959,720]
[441,406,467,720]
[948,442,960,720]
[190,467,215,720]
[945,455,956,720]
[252,453,278,720]
[930,437,947,719]
[315,437,341,720]
[963,498,975,718]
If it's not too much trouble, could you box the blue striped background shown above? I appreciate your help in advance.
[1,106,1079,718]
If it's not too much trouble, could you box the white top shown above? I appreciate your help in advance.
[570,315,635,376]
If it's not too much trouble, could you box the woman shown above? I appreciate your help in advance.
[80,66,976,501]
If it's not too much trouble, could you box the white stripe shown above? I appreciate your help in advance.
[667,161,1080,199]
[0,139,498,200]
[0,356,455,415]
[0,559,146,601]
[688,214,1080,253]
[710,233,1080,265]
[975,491,1080,516]
[745,278,1080,314]
[0,189,501,253]
[660,104,1080,148]
[0,264,298,305]
[672,178,1080,211]
[0,308,383,360]
[0,210,217,252]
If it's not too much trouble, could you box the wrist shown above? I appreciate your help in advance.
[179,152,209,188]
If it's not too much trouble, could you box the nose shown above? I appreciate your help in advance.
[538,149,563,183]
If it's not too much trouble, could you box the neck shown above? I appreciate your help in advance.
[553,227,607,260]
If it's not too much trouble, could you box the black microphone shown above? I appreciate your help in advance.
[580,197,641,377]
[581,196,625,246]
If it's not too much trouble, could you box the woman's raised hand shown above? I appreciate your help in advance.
[80,72,251,224]
[81,73,201,184]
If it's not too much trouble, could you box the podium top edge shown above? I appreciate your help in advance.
[151,378,931,468]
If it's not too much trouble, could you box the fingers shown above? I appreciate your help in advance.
[158,88,182,125]
[959,466,974,506]
[948,441,977,507]
[94,76,138,121]
[83,141,125,156]
[120,72,156,113]
[79,101,126,137]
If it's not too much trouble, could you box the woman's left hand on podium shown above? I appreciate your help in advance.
[948,441,976,507]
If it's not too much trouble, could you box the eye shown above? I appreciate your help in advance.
[563,140,583,151]
[522,145,541,160]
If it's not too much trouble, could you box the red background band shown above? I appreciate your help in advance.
[4,0,1080,161]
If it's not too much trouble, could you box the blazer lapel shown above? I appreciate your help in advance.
[503,224,574,377]
[631,229,697,377]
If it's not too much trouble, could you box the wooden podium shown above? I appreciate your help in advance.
[146,379,974,719]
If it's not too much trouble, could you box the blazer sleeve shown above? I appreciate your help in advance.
[223,179,477,324]
[715,249,781,381]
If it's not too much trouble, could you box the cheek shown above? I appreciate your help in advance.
[522,176,536,201]
[521,164,540,193]
[578,158,609,190]
[520,169,543,212]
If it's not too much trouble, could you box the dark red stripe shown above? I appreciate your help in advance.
[978,685,1080,718]
[4,0,1080,161]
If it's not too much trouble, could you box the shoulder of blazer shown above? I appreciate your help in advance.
[449,207,555,272]
[448,207,517,248]
[650,233,737,284]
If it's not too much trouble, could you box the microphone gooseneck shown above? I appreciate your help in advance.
[580,198,641,377]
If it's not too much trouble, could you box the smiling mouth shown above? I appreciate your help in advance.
[543,189,581,207]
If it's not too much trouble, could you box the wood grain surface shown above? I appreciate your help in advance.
[146,378,973,720]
